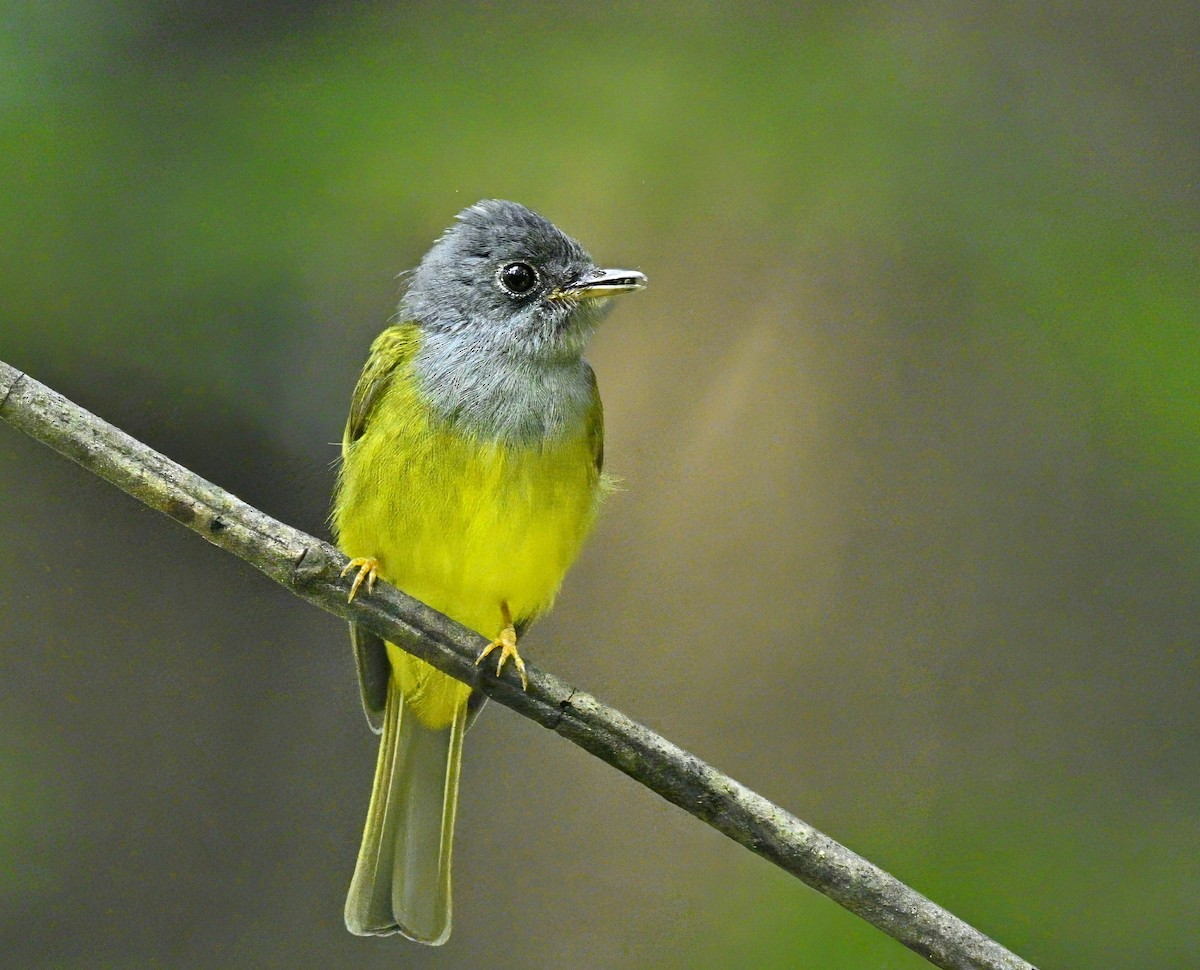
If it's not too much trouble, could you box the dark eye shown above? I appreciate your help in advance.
[498,261,539,296]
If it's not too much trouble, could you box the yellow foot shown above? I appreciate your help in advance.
[340,557,379,603]
[475,603,528,690]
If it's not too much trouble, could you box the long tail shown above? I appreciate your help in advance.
[344,675,467,944]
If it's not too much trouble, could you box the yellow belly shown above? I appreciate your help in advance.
[334,353,602,727]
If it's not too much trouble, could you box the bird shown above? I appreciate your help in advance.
[331,199,646,944]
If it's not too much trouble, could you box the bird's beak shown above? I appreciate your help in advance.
[555,268,648,301]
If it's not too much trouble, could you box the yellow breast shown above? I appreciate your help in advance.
[333,326,603,725]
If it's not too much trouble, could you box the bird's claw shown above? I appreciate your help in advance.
[476,612,528,690]
[341,557,379,603]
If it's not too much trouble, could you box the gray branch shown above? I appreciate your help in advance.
[0,358,1036,970]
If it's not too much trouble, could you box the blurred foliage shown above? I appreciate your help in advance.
[4,2,1196,522]
[2,1,1198,968]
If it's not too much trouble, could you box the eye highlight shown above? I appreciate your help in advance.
[497,261,539,296]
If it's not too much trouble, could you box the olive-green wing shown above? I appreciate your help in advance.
[349,623,391,733]
[341,324,420,731]
[344,324,420,448]
[585,362,604,477]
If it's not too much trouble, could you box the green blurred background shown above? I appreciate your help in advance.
[2,2,1197,967]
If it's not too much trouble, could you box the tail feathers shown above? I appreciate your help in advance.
[345,678,467,944]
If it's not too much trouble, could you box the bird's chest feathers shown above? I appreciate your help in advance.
[413,336,596,444]
[339,350,601,630]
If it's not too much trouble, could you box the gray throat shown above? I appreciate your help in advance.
[413,333,595,445]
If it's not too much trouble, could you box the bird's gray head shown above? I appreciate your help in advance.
[402,200,646,363]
